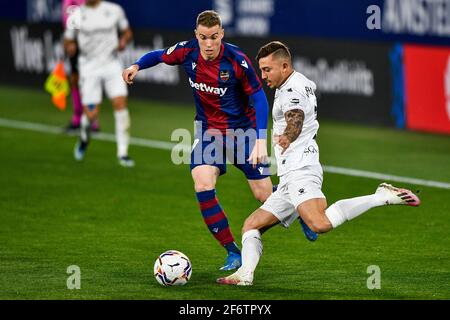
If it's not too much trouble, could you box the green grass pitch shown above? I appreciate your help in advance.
[0,85,449,299]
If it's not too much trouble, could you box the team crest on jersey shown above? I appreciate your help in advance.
[220,70,230,82]
[167,41,187,55]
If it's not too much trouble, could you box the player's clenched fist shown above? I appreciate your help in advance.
[122,64,139,85]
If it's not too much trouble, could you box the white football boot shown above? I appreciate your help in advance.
[216,267,253,286]
[375,183,421,206]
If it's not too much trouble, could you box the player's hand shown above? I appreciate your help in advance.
[278,135,291,155]
[65,41,77,57]
[122,65,139,85]
[248,139,268,169]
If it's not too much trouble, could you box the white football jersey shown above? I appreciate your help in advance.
[272,71,320,176]
[64,1,129,71]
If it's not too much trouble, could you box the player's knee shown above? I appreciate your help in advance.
[308,219,332,234]
[112,97,127,110]
[253,189,270,203]
[194,182,215,192]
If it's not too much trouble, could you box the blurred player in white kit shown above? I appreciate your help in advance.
[64,0,134,167]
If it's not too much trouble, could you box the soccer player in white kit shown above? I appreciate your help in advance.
[217,41,421,286]
[64,0,134,167]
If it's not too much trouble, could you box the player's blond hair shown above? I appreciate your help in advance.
[256,41,292,63]
[196,10,222,28]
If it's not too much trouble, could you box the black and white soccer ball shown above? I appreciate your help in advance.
[154,250,192,286]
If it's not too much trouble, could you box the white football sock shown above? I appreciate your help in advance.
[114,109,130,158]
[80,113,91,143]
[325,193,386,229]
[240,229,262,277]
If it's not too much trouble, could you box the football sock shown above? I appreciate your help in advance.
[195,189,239,253]
[80,113,91,143]
[325,193,386,228]
[71,87,83,126]
[224,242,241,254]
[240,229,262,274]
[114,109,130,158]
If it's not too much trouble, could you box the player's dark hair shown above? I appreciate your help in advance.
[196,10,222,28]
[256,41,292,62]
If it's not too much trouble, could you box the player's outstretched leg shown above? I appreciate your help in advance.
[375,182,421,206]
[325,182,420,229]
[301,182,421,233]
[74,113,90,161]
[195,188,242,271]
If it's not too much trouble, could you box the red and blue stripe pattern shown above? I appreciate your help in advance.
[196,189,235,246]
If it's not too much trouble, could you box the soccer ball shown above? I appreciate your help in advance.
[153,250,192,286]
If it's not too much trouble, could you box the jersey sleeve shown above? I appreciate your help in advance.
[280,89,309,114]
[116,5,129,31]
[161,41,191,66]
[235,54,262,96]
[64,24,76,40]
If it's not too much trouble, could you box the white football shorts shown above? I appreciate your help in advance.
[79,59,128,106]
[261,165,326,228]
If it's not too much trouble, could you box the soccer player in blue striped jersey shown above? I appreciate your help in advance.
[122,11,317,271]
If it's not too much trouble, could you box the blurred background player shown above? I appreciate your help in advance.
[64,0,134,167]
[217,41,421,286]
[62,0,100,133]
[123,10,271,271]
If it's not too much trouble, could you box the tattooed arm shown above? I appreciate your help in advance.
[278,109,305,154]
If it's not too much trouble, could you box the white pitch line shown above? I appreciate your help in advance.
[1,117,449,190]
[322,166,450,190]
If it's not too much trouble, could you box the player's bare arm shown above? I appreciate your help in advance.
[63,38,77,57]
[278,109,304,154]
[118,27,133,51]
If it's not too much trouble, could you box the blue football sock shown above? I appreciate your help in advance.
[224,242,241,254]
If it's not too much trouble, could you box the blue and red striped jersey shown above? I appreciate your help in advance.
[161,39,262,132]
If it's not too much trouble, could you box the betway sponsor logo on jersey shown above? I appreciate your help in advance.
[188,78,227,96]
